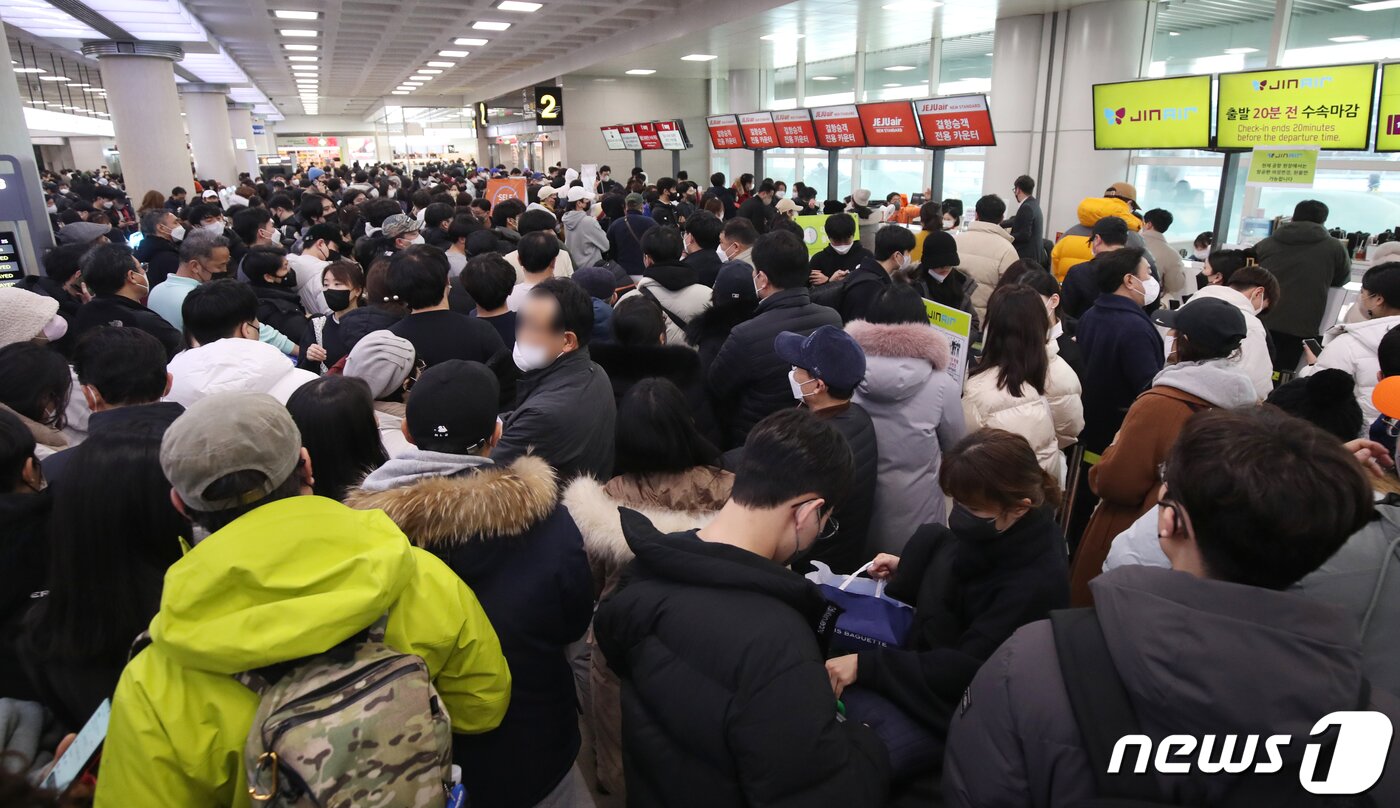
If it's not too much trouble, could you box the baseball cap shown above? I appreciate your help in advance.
[625,192,646,208]
[1151,297,1247,356]
[713,261,759,309]
[381,213,420,238]
[1107,182,1138,202]
[920,230,960,269]
[566,186,594,204]
[160,392,302,512]
[344,330,416,400]
[774,325,867,392]
[405,360,500,453]
[775,198,800,215]
[573,266,617,300]
[537,185,560,201]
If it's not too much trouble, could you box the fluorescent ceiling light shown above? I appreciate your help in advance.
[1168,31,1180,36]
[284,43,318,51]
[425,61,455,67]
[1351,0,1400,10]
[811,75,838,81]
[760,33,803,40]
[1328,35,1369,42]
[454,37,489,45]
[83,87,104,93]
[497,0,542,10]
[881,0,941,8]
[280,29,318,36]
[392,90,410,95]
[984,52,993,56]
[39,75,70,81]
[439,50,469,57]
[1223,47,1258,54]
[296,79,318,84]
[274,10,319,19]
[288,55,318,61]
[681,54,717,61]
[625,68,656,75]
[472,21,511,30]
[68,83,88,88]
[883,83,901,87]
[14,67,45,74]
[884,65,916,71]
[417,68,443,74]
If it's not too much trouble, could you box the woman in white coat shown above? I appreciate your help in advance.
[961,284,1083,484]
[1300,261,1400,426]
[847,281,966,555]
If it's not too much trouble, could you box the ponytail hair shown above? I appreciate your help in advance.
[940,428,1062,511]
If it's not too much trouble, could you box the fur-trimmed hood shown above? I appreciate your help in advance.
[562,475,720,569]
[345,454,557,547]
[846,319,950,369]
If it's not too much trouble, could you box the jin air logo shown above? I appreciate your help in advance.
[1253,76,1332,91]
[1103,106,1198,125]
[1104,107,1127,125]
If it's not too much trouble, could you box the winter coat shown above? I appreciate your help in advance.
[495,349,617,481]
[810,243,873,280]
[42,401,183,484]
[738,195,776,234]
[1298,313,1400,426]
[134,234,182,287]
[1141,228,1186,298]
[1077,293,1165,454]
[251,284,310,346]
[606,213,657,278]
[93,496,512,808]
[337,305,404,352]
[1181,285,1274,400]
[617,260,713,347]
[954,222,1018,323]
[346,454,592,808]
[1049,197,1142,282]
[961,343,1083,484]
[562,469,732,799]
[0,490,50,703]
[504,244,574,282]
[594,510,891,808]
[808,401,880,574]
[1257,220,1352,338]
[709,288,842,447]
[846,321,967,554]
[836,256,892,324]
[1072,359,1256,605]
[589,340,721,446]
[562,209,609,270]
[165,338,317,407]
[1009,195,1044,262]
[682,247,724,287]
[687,301,756,375]
[73,294,183,359]
[943,565,1400,808]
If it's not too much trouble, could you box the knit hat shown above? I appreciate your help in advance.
[920,231,960,269]
[1266,369,1363,442]
[343,330,416,400]
[0,287,60,347]
[404,360,499,453]
[573,266,617,301]
[850,188,872,207]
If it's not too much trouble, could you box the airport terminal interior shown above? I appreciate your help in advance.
[3,0,1400,805]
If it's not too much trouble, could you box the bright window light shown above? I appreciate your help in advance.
[884,65,916,71]
[454,37,488,45]
[760,33,803,40]
[1328,35,1369,42]
[883,82,901,87]
[472,21,511,30]
[881,1,942,8]
[811,75,838,81]
[425,61,455,67]
[1223,47,1258,54]
[283,43,318,51]
[280,29,318,37]
[681,54,717,61]
[1351,1,1400,10]
[625,68,655,75]
[497,0,542,10]
[274,10,319,19]
[439,50,469,57]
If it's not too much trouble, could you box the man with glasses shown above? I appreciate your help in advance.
[596,407,890,808]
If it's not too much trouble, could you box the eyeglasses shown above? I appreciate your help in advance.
[794,498,840,542]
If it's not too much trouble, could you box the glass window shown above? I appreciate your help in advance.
[862,44,929,102]
[805,55,856,106]
[938,32,993,96]
[1130,158,1223,243]
[771,66,798,108]
[1283,3,1400,67]
[861,155,927,198]
[942,159,987,210]
[1150,5,1271,77]
[1256,165,1400,236]
[802,151,852,201]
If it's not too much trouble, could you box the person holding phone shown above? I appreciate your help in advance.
[1297,262,1400,426]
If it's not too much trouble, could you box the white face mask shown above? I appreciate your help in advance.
[897,252,914,270]
[46,204,57,214]
[788,369,817,400]
[202,221,223,236]
[1193,248,1210,261]
[775,191,786,199]
[717,245,729,261]
[512,340,559,372]
[943,216,957,230]
[1137,275,1161,307]
[831,243,853,255]
[410,233,425,245]
[170,224,186,242]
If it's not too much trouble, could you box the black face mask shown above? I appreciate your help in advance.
[949,503,1004,543]
[323,289,352,311]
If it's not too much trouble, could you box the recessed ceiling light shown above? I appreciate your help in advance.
[1351,0,1400,10]
[760,33,803,40]
[39,75,70,82]
[274,10,320,19]
[883,82,901,87]
[1328,34,1370,42]
[884,65,916,71]
[811,75,838,81]
[1223,47,1258,54]
[392,90,410,95]
[625,68,656,75]
[453,37,489,45]
[497,0,542,10]
[472,21,511,30]
[681,54,717,61]
[881,0,941,8]
[984,52,993,56]
[14,67,45,73]
[412,75,434,81]
[439,50,469,57]
[83,87,104,93]
[284,43,318,51]
[425,61,455,67]
[1168,31,1180,36]
[288,55,318,61]
[280,29,318,36]
[296,78,318,83]
[417,68,443,74]
[68,83,88,88]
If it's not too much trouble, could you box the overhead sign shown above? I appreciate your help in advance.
[812,104,866,148]
[635,122,663,150]
[1217,62,1376,150]
[534,86,563,126]
[475,101,489,126]
[1246,146,1319,187]
[738,111,779,149]
[706,115,744,150]
[1378,62,1400,153]
[600,126,627,150]
[773,109,818,149]
[915,94,996,148]
[1092,75,1210,150]
[305,137,338,147]
[655,120,688,150]
[618,124,643,150]
[857,101,921,147]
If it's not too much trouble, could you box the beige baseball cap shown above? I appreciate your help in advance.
[160,392,302,511]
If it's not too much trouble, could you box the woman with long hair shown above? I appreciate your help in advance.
[0,343,71,458]
[961,284,1083,484]
[285,375,388,501]
[1014,267,1083,380]
[299,260,366,372]
[136,190,166,218]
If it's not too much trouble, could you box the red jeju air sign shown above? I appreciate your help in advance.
[811,105,866,148]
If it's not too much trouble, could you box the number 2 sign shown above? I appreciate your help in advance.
[535,86,564,126]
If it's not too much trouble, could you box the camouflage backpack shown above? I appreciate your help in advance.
[238,616,453,807]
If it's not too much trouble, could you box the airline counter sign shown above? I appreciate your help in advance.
[635,122,663,150]
[857,101,921,147]
[600,126,627,150]
[655,120,687,150]
[1217,63,1376,150]
[773,109,818,149]
[739,112,779,149]
[706,115,744,150]
[618,124,643,150]
[812,105,866,148]
[1094,75,1210,150]
[1378,62,1400,153]
[916,95,996,147]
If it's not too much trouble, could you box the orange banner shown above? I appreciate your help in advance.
[487,178,528,207]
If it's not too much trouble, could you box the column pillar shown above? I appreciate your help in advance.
[984,14,1047,200]
[0,26,54,273]
[253,118,276,157]
[181,84,237,186]
[82,41,188,202]
[67,137,109,172]
[227,103,259,178]
[726,68,759,181]
[1042,0,1150,231]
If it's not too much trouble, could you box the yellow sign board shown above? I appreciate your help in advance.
[1092,75,1211,150]
[1246,147,1319,187]
[1378,63,1400,154]
[794,213,862,257]
[1217,63,1376,150]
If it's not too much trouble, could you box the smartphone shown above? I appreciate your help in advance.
[1303,338,1323,356]
[40,699,110,794]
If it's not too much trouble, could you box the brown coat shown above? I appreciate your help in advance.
[1070,385,1213,606]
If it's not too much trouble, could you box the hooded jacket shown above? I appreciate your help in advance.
[683,246,724,287]
[562,209,609,271]
[93,496,512,808]
[944,565,1400,807]
[1072,359,1257,605]
[594,510,891,808]
[962,341,1083,485]
[589,340,721,446]
[847,320,967,554]
[1182,285,1274,401]
[165,338,317,407]
[617,259,713,347]
[1257,220,1352,338]
[953,222,1019,323]
[1049,197,1145,282]
[494,348,617,482]
[1298,313,1400,426]
[346,454,592,808]
[836,255,894,324]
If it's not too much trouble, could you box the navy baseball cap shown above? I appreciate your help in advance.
[774,325,867,392]
[1152,297,1246,356]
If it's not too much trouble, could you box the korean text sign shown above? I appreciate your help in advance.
[706,115,744,150]
[1217,63,1376,150]
[915,94,996,148]
[812,105,867,148]
[739,112,779,149]
[773,109,818,148]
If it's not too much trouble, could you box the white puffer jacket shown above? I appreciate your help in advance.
[953,221,1019,323]
[1179,285,1274,401]
[1300,313,1400,426]
[961,341,1084,484]
[165,338,317,407]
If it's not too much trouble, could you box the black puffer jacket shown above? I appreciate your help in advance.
[494,349,617,482]
[808,402,878,574]
[252,284,310,346]
[134,235,182,287]
[595,509,891,808]
[590,341,721,446]
[707,288,841,447]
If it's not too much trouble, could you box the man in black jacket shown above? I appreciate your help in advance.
[738,178,777,235]
[838,225,916,324]
[705,171,738,220]
[72,243,182,359]
[596,408,891,808]
[495,277,617,480]
[709,231,842,447]
[1008,174,1044,263]
[682,210,725,286]
[808,213,872,285]
[133,209,183,287]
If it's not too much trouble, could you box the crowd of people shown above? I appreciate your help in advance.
[2,157,1398,807]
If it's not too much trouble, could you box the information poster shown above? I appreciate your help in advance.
[915,94,996,148]
[923,298,971,388]
[655,120,688,150]
[1217,63,1376,150]
[618,124,643,150]
[793,213,859,257]
[812,105,867,148]
[487,178,528,208]
[601,126,627,150]
[1092,76,1209,150]
[706,115,744,149]
[1246,146,1319,187]
[635,123,663,150]
[738,112,779,149]
[0,231,23,287]
[857,101,921,147]
[1379,62,1400,153]
[773,109,818,149]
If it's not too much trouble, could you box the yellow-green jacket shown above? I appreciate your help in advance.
[94,496,511,807]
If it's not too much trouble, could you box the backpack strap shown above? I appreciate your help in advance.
[637,284,688,332]
[1051,608,1165,803]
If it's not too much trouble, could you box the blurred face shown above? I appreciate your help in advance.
[718,234,737,259]
[516,294,575,358]
[157,212,178,239]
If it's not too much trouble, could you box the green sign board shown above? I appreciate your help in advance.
[1246,146,1319,188]
[923,298,972,388]
[794,213,862,256]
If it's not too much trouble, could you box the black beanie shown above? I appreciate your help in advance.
[1265,368,1363,442]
